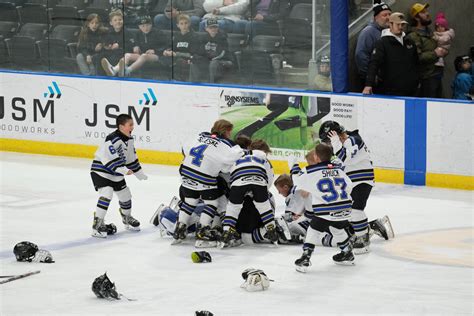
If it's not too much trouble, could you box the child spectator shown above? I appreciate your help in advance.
[76,14,107,76]
[432,12,455,68]
[314,55,332,91]
[190,18,233,83]
[161,14,200,81]
[118,15,167,77]
[101,10,135,76]
[451,55,473,100]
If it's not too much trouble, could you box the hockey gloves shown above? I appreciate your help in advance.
[240,268,271,292]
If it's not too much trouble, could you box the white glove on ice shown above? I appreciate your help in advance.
[240,268,270,292]
[134,170,148,180]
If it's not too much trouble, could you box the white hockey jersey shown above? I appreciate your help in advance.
[180,132,244,190]
[229,150,274,189]
[293,162,353,222]
[335,130,374,186]
[91,130,143,182]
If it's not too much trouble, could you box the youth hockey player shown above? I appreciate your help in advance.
[319,120,394,254]
[90,114,147,238]
[220,139,278,248]
[175,119,244,246]
[294,143,356,272]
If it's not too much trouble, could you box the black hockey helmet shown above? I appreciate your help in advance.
[13,241,38,262]
[318,121,345,142]
[92,273,120,300]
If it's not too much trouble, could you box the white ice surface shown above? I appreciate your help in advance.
[0,152,473,315]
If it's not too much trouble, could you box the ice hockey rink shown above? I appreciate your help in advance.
[0,152,472,315]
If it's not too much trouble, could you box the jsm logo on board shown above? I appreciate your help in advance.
[83,88,157,143]
[0,82,60,135]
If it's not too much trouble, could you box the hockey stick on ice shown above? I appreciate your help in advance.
[0,270,40,284]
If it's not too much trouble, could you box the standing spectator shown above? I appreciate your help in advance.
[190,18,233,83]
[161,14,200,81]
[200,0,249,34]
[153,0,204,31]
[243,0,290,39]
[314,55,332,91]
[117,15,168,77]
[354,2,391,90]
[406,2,447,98]
[76,14,107,76]
[451,55,473,100]
[363,12,419,97]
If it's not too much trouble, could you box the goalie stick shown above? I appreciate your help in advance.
[0,270,40,284]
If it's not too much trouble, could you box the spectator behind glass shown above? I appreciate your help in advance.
[451,55,473,100]
[153,0,204,31]
[76,14,107,76]
[354,2,391,90]
[242,0,290,40]
[200,0,249,34]
[162,14,200,81]
[363,12,419,97]
[100,10,135,76]
[432,12,455,68]
[117,15,168,77]
[406,2,447,98]
[314,55,332,91]
[190,18,233,83]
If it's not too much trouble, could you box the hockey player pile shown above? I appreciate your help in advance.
[89,113,395,282]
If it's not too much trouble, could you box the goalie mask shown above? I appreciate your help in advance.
[13,241,39,262]
[92,273,120,300]
[318,121,345,143]
[240,268,271,292]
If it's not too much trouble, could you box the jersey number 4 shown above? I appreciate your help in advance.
[317,178,348,203]
[189,144,208,167]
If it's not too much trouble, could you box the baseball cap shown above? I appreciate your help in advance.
[137,15,152,25]
[206,18,219,28]
[410,3,429,18]
[373,2,391,16]
[389,12,408,24]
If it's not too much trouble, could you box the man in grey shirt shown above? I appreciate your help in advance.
[355,2,391,89]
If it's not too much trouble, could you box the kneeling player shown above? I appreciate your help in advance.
[294,143,356,272]
[90,114,147,238]
[220,139,279,247]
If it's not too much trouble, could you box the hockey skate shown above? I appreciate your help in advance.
[218,228,242,248]
[172,222,187,245]
[195,226,218,248]
[353,233,370,254]
[295,249,312,273]
[276,217,292,244]
[92,216,117,238]
[119,208,140,231]
[369,215,394,240]
[150,203,166,226]
[333,249,355,265]
[264,223,279,245]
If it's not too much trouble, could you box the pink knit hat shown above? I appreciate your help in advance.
[435,12,449,29]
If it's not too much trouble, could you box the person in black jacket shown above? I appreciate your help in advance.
[118,15,168,77]
[101,10,135,76]
[76,14,108,76]
[161,14,200,81]
[190,18,233,83]
[363,12,419,97]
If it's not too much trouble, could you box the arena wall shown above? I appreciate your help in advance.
[0,71,472,190]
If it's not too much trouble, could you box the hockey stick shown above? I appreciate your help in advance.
[0,270,40,284]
